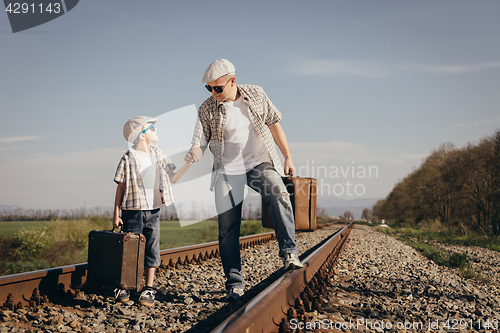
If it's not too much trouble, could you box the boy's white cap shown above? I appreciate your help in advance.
[123,116,157,143]
[202,59,235,83]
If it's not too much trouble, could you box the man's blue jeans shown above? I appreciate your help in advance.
[215,162,298,290]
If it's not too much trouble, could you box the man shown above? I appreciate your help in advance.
[185,59,302,302]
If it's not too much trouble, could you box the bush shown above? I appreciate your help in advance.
[13,227,53,260]
[449,252,471,269]
[0,259,52,275]
[240,221,264,236]
[48,218,110,248]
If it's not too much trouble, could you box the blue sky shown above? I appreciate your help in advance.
[1,1,499,212]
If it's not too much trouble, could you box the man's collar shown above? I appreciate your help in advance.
[215,85,247,106]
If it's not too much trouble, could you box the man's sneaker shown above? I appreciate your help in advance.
[138,287,156,306]
[223,286,244,302]
[283,253,303,270]
[114,288,130,303]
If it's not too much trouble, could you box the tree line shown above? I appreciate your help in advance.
[373,130,500,236]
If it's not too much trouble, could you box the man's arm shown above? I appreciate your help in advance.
[185,113,209,163]
[269,122,295,176]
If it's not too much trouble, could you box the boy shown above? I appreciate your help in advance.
[112,116,192,306]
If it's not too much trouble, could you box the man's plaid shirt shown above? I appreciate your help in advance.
[191,84,284,191]
[114,146,176,209]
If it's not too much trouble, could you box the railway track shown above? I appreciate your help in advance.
[0,223,351,332]
[0,232,278,310]
[212,224,352,333]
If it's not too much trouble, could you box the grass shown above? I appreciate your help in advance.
[375,224,484,280]
[0,218,269,276]
[0,221,53,237]
[378,225,500,252]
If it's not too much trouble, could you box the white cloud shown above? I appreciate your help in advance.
[0,141,427,207]
[288,57,500,77]
[0,136,42,144]
[289,58,386,77]
[418,62,500,74]
[0,147,124,208]
[286,142,426,199]
[0,147,19,151]
[453,116,500,127]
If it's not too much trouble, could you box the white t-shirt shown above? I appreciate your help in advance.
[222,96,271,175]
[136,153,162,209]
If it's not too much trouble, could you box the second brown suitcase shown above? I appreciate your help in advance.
[87,230,146,291]
[262,176,317,231]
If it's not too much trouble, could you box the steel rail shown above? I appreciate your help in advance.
[211,223,353,333]
[0,232,276,310]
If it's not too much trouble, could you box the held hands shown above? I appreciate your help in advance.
[284,158,295,176]
[184,145,203,164]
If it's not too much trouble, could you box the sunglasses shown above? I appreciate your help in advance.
[135,124,156,141]
[205,77,233,94]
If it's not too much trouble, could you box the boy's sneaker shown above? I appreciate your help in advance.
[223,286,244,302]
[283,253,303,270]
[138,287,156,306]
[114,288,130,303]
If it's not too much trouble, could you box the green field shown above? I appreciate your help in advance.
[0,220,259,249]
[0,219,266,275]
[0,221,53,237]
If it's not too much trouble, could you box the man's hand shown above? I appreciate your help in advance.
[185,145,203,163]
[284,158,295,176]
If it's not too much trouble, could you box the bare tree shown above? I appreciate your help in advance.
[361,208,373,221]
[343,211,353,221]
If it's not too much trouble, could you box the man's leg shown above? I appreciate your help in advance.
[247,163,298,257]
[215,174,246,291]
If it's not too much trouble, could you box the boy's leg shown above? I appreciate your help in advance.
[145,267,155,287]
[138,208,160,306]
[142,208,161,286]
[116,209,144,302]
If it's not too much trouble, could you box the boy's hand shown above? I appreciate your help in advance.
[185,145,203,163]
[113,215,123,229]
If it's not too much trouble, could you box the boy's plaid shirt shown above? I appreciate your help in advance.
[114,146,176,209]
[191,84,284,191]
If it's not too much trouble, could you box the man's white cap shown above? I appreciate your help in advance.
[202,59,235,83]
[123,116,157,143]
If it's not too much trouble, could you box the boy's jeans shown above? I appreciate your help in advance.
[215,162,298,290]
[121,208,161,268]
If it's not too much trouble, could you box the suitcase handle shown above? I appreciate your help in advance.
[111,227,123,233]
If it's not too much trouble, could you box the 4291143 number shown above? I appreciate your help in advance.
[5,2,61,14]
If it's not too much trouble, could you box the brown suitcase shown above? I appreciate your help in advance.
[87,230,146,291]
[262,176,317,231]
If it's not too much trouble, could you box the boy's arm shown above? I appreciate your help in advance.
[168,162,193,184]
[113,182,126,228]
